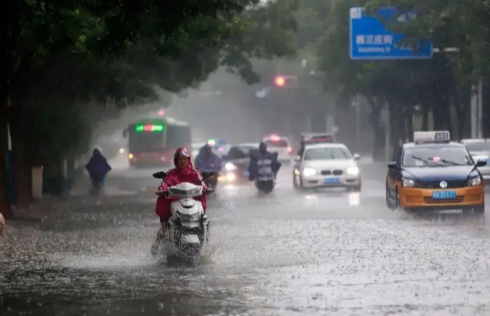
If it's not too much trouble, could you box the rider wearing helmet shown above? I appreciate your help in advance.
[152,147,210,255]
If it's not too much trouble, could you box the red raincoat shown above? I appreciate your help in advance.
[155,147,207,220]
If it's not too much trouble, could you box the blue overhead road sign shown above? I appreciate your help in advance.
[349,7,433,60]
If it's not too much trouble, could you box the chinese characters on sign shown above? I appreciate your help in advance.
[356,34,393,45]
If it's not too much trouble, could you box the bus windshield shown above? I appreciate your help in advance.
[128,131,164,152]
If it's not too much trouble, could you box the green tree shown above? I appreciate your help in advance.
[0,0,297,217]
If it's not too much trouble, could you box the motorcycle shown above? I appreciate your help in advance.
[203,172,219,190]
[255,177,276,194]
[90,176,106,197]
[152,171,214,260]
[250,153,282,195]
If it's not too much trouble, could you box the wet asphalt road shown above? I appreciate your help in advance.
[2,160,490,315]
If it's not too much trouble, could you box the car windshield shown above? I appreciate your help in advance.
[464,141,490,152]
[402,146,473,167]
[304,147,352,160]
[265,140,288,147]
[227,146,254,159]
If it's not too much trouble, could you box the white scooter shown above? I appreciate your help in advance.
[152,171,214,259]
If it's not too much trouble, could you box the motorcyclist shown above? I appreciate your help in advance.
[152,147,211,254]
[85,148,111,191]
[195,144,222,173]
[248,142,281,181]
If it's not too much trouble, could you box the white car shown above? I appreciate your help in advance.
[262,135,292,162]
[293,143,361,191]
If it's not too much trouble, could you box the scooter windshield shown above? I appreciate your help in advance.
[168,183,203,197]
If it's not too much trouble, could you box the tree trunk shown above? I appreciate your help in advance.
[367,96,384,161]
[388,98,404,157]
[421,103,429,131]
[0,100,12,219]
[405,105,414,142]
[10,102,31,209]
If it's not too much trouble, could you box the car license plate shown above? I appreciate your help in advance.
[242,170,250,177]
[324,177,340,184]
[432,191,456,199]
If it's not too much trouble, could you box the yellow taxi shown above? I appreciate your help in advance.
[385,131,486,214]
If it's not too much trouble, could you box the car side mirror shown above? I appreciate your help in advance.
[152,171,167,179]
[294,156,301,162]
[353,153,361,160]
[476,159,487,167]
[387,161,398,169]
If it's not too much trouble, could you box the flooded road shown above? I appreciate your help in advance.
[2,161,490,315]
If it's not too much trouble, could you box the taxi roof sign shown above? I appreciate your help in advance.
[414,131,450,144]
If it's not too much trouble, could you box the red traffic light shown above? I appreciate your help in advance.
[274,76,285,87]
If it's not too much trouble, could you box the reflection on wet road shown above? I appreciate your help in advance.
[2,162,490,315]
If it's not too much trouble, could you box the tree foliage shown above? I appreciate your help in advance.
[290,0,486,159]
[0,0,298,215]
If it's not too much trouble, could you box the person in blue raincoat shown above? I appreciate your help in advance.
[85,148,112,188]
[195,144,222,173]
[248,142,281,181]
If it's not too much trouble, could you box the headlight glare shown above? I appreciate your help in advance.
[303,168,316,177]
[347,166,359,175]
[225,162,236,171]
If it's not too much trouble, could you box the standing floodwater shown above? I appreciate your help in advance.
[2,163,490,315]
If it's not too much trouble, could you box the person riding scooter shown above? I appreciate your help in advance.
[248,142,281,192]
[151,147,212,255]
[195,143,222,188]
[85,148,111,195]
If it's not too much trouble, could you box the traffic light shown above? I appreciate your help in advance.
[274,76,285,87]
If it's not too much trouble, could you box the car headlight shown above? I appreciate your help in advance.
[226,172,236,181]
[468,176,482,186]
[303,168,316,177]
[225,162,236,171]
[402,177,417,187]
[346,166,359,175]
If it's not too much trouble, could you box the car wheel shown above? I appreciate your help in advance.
[351,180,361,192]
[474,205,485,215]
[395,189,401,210]
[293,173,299,189]
[386,186,400,210]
